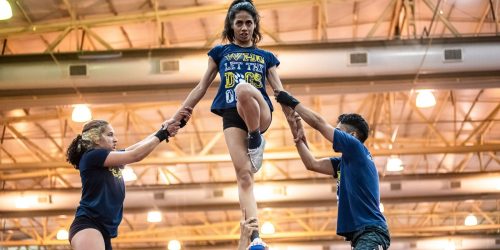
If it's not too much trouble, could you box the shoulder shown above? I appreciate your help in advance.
[83,148,110,158]
[213,44,229,50]
[208,44,232,61]
[80,148,111,169]
[253,47,273,56]
[333,129,364,152]
[209,44,231,54]
[334,129,354,142]
[254,47,280,65]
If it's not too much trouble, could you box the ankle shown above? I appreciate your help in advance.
[250,230,260,241]
[248,130,262,149]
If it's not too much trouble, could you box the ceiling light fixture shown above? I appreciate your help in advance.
[261,221,275,235]
[0,0,13,20]
[147,210,162,223]
[386,155,403,172]
[416,90,436,108]
[464,214,478,226]
[56,229,69,240]
[168,239,181,250]
[71,104,92,123]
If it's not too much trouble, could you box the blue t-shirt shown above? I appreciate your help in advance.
[75,148,125,238]
[331,129,387,237]
[208,44,280,115]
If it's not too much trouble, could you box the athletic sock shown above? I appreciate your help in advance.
[248,130,262,149]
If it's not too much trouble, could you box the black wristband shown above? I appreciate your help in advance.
[154,129,170,143]
[276,91,300,109]
[179,119,187,128]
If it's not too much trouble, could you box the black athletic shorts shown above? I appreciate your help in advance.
[69,216,113,250]
[221,108,272,133]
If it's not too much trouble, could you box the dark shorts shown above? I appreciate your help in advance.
[69,216,112,250]
[350,225,390,250]
[221,108,272,133]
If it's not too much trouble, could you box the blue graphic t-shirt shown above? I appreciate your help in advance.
[331,129,387,237]
[208,43,280,115]
[75,148,125,238]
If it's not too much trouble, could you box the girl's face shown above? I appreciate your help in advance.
[232,10,255,46]
[97,124,117,151]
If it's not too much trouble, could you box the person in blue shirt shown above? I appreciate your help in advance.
[275,91,391,250]
[66,109,190,250]
[164,0,286,247]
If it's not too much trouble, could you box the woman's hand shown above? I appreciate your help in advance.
[174,106,193,126]
[238,209,260,250]
[161,107,193,135]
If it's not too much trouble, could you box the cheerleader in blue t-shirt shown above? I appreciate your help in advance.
[67,109,189,250]
[163,0,285,248]
[276,91,391,250]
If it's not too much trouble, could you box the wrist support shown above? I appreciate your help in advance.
[276,91,300,109]
[154,128,170,142]
[179,119,187,128]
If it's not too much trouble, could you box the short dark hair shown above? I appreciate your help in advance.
[221,0,262,45]
[337,113,369,143]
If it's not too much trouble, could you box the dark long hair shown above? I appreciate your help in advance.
[66,120,109,169]
[221,0,262,45]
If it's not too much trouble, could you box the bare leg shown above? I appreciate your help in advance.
[230,83,273,246]
[224,128,259,230]
[71,228,105,250]
[235,82,272,132]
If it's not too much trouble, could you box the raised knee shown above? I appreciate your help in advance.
[235,82,252,99]
[236,170,253,190]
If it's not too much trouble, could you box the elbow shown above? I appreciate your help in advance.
[304,162,316,171]
[194,84,209,97]
[312,117,327,130]
[131,156,142,163]
[130,152,145,163]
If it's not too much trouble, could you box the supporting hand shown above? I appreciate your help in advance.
[282,107,308,147]
[274,90,300,109]
[290,113,307,145]
[175,106,193,128]
[161,106,193,135]
[238,209,260,250]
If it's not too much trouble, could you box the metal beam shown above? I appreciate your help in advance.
[366,0,397,39]
[106,0,134,48]
[422,0,461,37]
[0,0,351,38]
[352,1,359,39]
[44,26,73,53]
[3,170,500,192]
[1,191,500,218]
[387,0,404,39]
[460,103,500,146]
[401,92,450,146]
[82,26,114,50]
[2,73,500,111]
[1,144,499,171]
[316,0,328,41]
